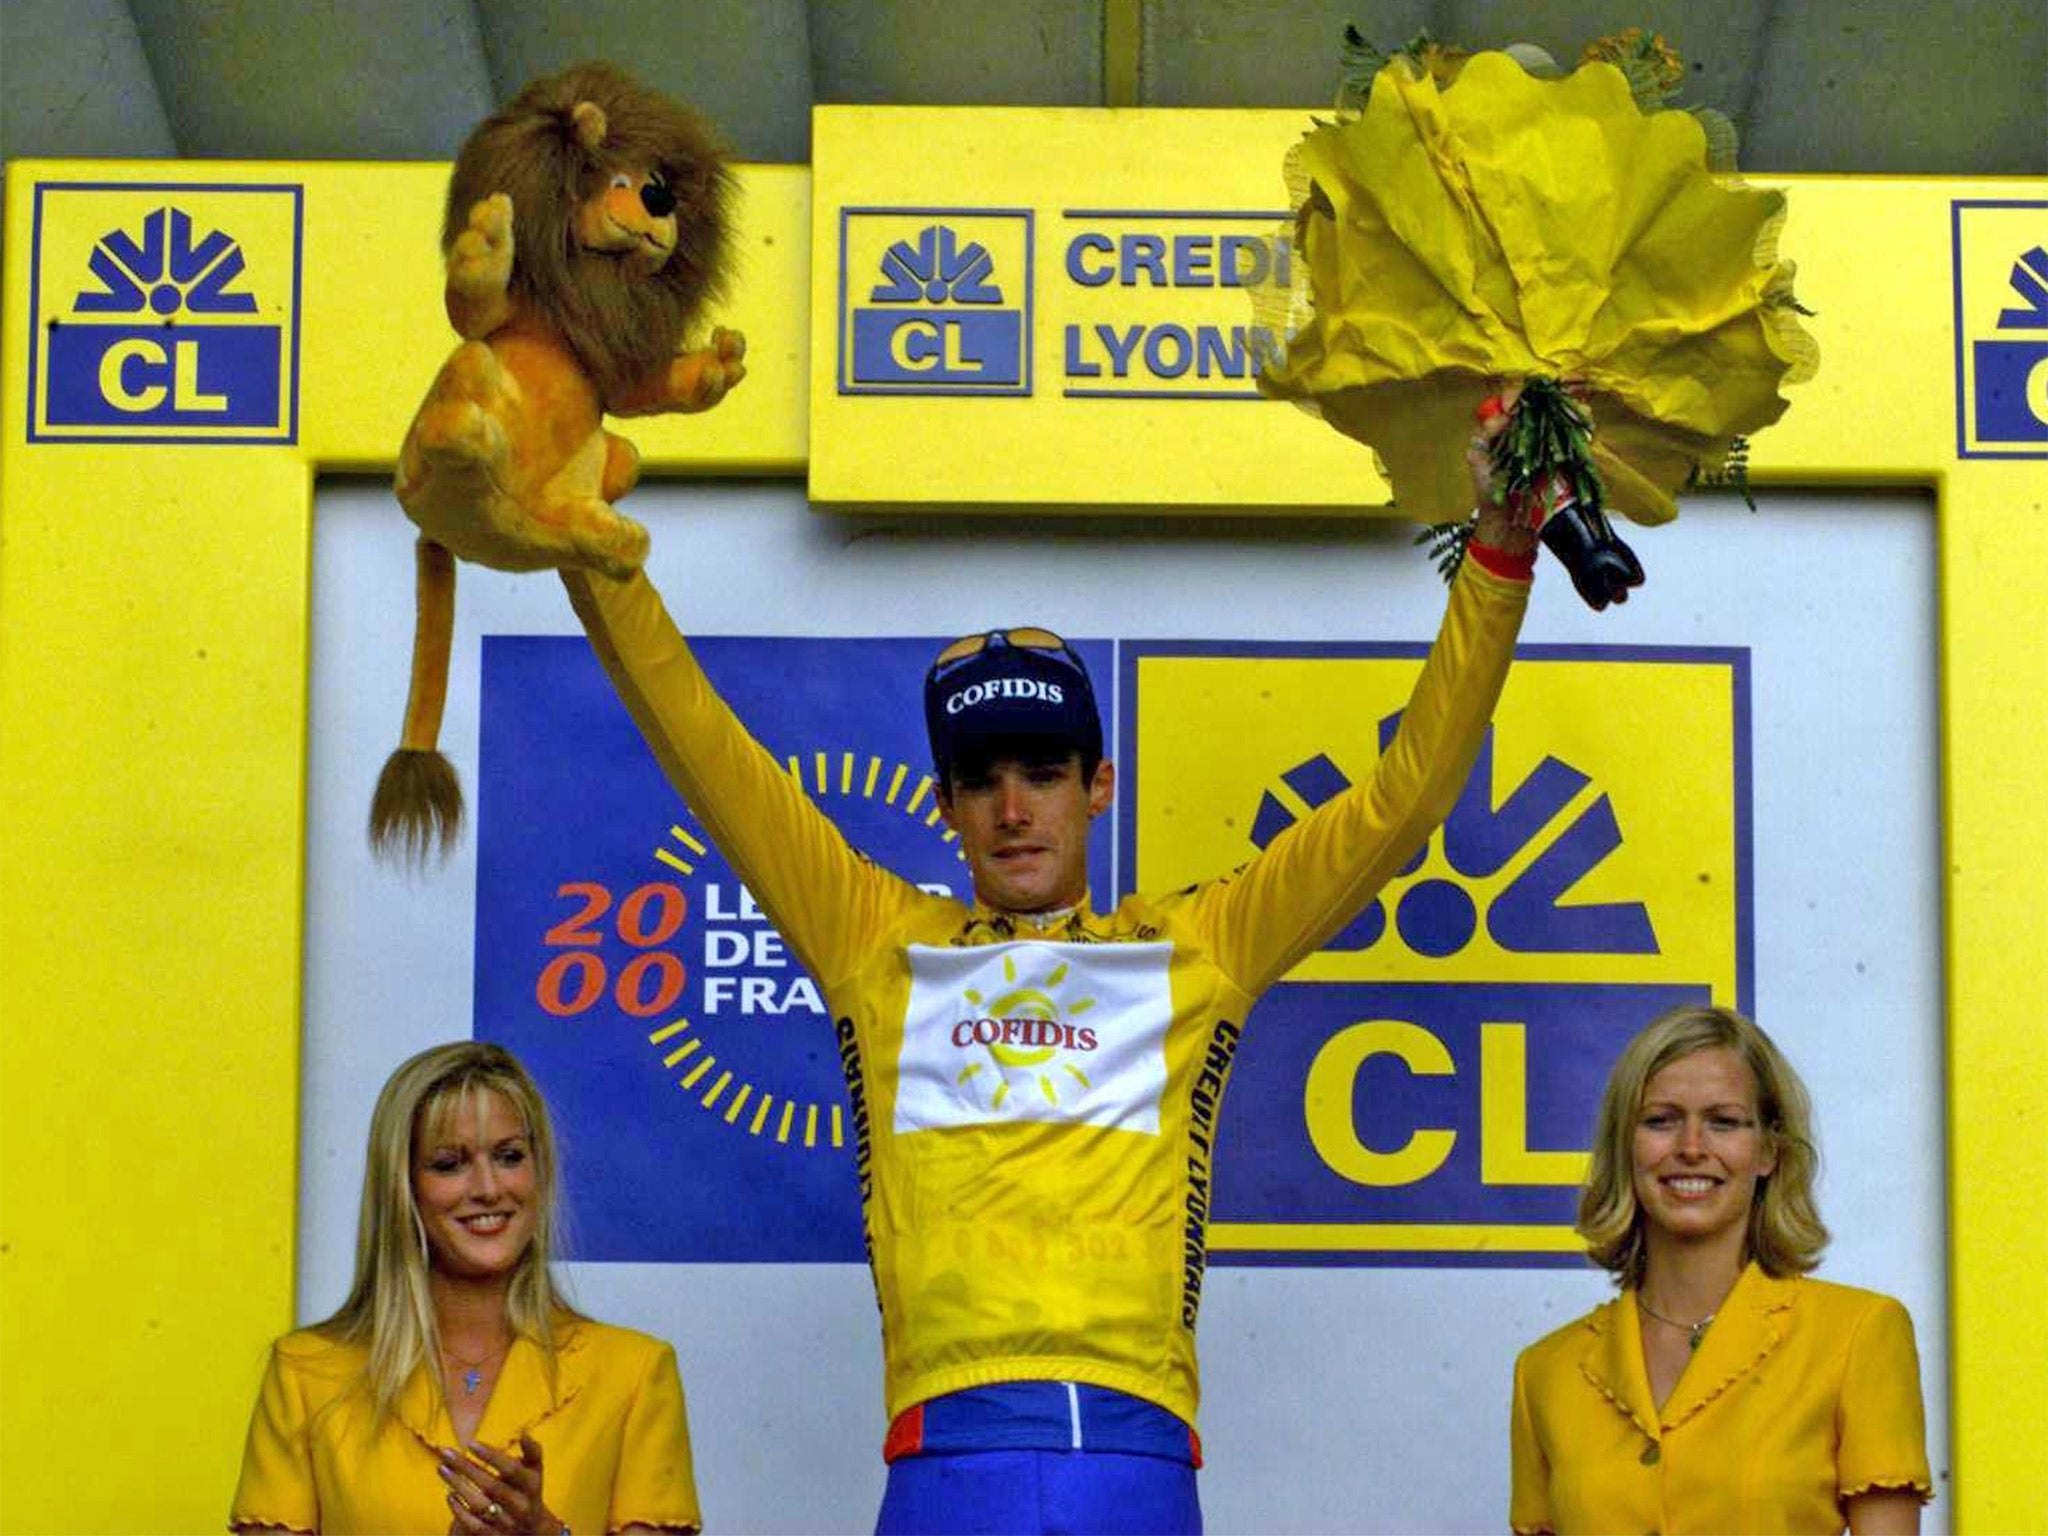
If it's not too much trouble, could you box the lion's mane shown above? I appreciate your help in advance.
[444,62,734,403]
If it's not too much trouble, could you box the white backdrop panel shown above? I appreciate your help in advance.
[301,480,1947,1532]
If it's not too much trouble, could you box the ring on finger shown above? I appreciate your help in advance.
[487,1501,503,1522]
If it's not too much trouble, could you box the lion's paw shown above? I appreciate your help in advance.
[412,398,507,471]
[670,335,746,412]
[449,193,514,296]
[699,361,744,410]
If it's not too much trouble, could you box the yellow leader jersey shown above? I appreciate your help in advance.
[563,559,1529,1427]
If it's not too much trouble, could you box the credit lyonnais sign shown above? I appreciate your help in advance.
[810,107,1382,510]
[1125,643,1749,1263]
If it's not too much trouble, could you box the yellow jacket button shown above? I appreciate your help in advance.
[1640,1444,1661,1466]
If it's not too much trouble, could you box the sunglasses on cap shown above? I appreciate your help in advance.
[927,627,1090,680]
[924,626,1103,779]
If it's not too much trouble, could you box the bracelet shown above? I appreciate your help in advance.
[1465,537,1537,581]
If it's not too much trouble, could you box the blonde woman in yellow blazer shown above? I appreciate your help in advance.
[230,1043,702,1535]
[1510,1005,1931,1535]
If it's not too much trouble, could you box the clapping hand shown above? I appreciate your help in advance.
[441,1434,564,1536]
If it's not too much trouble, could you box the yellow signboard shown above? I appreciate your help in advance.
[2,132,2046,1530]
[810,108,1379,509]
[27,182,304,443]
[1133,644,1741,1257]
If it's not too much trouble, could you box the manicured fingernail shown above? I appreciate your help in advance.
[438,1464,453,1481]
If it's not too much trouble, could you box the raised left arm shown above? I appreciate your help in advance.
[1189,401,1536,995]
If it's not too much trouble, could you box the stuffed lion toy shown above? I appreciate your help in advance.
[371,62,744,862]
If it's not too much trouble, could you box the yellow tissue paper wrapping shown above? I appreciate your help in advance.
[1254,50,1817,524]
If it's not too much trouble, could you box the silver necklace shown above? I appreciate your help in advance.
[442,1338,509,1395]
[1637,1294,1715,1351]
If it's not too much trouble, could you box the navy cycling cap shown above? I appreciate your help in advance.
[924,628,1103,780]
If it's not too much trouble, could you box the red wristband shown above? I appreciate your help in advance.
[1466,537,1537,581]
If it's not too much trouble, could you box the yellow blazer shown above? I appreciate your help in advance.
[229,1316,701,1535]
[1511,1265,1931,1535]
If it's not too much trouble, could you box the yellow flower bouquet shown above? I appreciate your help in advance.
[1255,31,1817,606]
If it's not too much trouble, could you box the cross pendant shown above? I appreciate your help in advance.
[463,1368,483,1394]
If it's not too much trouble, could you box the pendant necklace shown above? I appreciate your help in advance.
[443,1338,510,1395]
[1637,1294,1715,1351]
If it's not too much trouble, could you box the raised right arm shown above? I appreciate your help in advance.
[561,568,917,991]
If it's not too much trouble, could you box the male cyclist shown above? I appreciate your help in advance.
[560,424,1538,1534]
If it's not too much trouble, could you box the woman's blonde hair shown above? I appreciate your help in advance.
[319,1041,577,1421]
[1577,1003,1828,1287]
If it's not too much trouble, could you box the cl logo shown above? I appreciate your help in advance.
[97,338,228,413]
[1302,1020,1590,1189]
[888,319,984,374]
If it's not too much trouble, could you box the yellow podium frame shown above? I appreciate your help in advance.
[3,139,2043,1531]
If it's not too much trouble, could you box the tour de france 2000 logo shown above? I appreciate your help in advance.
[1120,640,1750,1266]
[1953,200,2048,456]
[838,207,1033,395]
[27,183,302,443]
[560,755,963,1140]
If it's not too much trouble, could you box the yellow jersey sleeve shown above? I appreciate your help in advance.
[562,568,924,993]
[227,1343,317,1534]
[1187,557,1530,994]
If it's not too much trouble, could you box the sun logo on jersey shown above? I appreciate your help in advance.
[950,952,1101,1111]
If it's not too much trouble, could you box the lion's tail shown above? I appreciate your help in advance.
[370,537,463,865]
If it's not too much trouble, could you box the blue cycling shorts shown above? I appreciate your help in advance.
[875,1382,1202,1536]
[876,1447,1201,1536]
